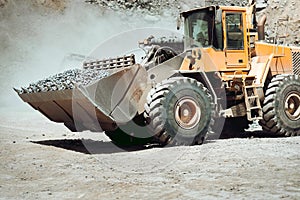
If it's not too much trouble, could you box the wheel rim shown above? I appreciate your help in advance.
[284,92,300,121]
[175,97,201,130]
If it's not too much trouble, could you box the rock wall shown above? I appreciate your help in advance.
[262,0,300,45]
[84,0,299,45]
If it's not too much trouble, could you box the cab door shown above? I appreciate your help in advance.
[223,11,249,69]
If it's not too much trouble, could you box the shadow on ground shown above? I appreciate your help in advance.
[32,139,161,154]
[219,130,282,139]
[32,131,282,154]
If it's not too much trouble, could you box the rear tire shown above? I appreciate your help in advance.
[259,75,300,136]
[145,77,215,146]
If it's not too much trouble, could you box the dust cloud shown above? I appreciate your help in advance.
[0,0,179,110]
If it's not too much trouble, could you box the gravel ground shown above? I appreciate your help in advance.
[0,110,299,199]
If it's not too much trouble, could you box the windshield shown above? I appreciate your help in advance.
[184,9,214,48]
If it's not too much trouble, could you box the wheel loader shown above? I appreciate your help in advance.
[15,1,300,147]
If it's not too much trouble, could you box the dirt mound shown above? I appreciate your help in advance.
[31,0,67,11]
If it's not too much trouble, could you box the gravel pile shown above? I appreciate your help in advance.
[15,68,111,94]
[75,68,110,86]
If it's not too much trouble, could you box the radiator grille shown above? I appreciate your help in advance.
[292,50,300,75]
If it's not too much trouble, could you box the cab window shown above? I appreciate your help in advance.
[226,13,244,50]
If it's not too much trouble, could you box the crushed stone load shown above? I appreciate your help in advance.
[75,68,110,85]
[15,68,110,95]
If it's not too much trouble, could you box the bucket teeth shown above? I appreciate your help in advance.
[21,87,28,94]
[13,87,22,94]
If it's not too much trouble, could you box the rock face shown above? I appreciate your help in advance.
[83,0,299,46]
[261,0,300,46]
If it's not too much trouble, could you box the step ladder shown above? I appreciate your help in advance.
[243,81,263,121]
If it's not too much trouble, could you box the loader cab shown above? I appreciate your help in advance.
[182,6,223,50]
[181,6,250,71]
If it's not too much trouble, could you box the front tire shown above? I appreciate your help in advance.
[145,77,215,146]
[260,75,300,136]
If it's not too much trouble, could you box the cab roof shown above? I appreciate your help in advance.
[180,5,247,18]
[180,6,216,18]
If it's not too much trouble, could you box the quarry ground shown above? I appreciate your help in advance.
[0,0,300,199]
[0,110,299,199]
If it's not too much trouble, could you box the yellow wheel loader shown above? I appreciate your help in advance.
[16,2,300,146]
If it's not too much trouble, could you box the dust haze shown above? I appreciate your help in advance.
[0,0,178,110]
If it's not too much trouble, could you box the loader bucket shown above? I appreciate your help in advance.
[17,64,148,132]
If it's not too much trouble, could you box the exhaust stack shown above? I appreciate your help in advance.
[257,14,267,41]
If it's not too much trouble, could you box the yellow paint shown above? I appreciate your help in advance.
[179,5,299,82]
[255,42,295,75]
